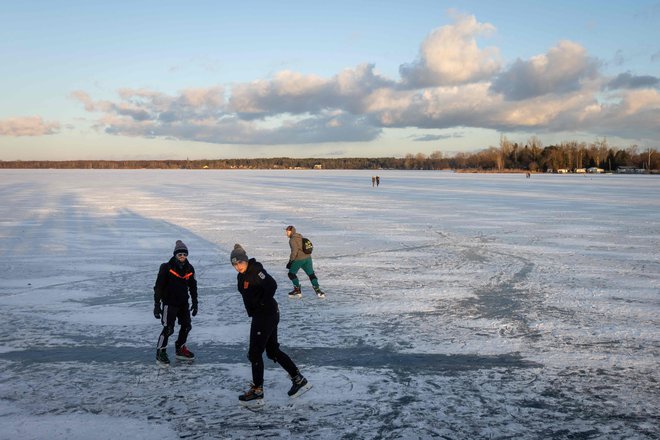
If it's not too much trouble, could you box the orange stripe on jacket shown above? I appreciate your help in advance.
[169,269,193,280]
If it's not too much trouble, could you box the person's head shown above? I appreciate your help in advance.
[173,240,188,262]
[230,244,249,273]
[285,225,295,237]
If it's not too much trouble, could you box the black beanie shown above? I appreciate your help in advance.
[173,240,189,255]
[230,244,248,264]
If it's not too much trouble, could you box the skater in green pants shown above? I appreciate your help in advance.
[285,225,325,298]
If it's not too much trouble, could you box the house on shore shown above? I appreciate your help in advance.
[616,166,647,174]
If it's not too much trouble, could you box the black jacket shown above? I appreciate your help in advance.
[236,258,278,317]
[154,257,198,307]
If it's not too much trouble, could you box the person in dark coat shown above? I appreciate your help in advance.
[230,244,310,405]
[153,240,198,365]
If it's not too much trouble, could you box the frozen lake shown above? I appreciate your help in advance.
[0,169,658,439]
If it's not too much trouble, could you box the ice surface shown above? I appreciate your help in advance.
[0,169,658,439]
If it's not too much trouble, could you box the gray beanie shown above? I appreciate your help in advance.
[173,240,189,255]
[230,243,248,264]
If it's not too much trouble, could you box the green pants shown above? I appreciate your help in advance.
[288,257,319,288]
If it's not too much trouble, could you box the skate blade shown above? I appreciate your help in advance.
[288,295,302,299]
[156,360,170,368]
[239,399,265,410]
[290,382,312,399]
[175,355,195,361]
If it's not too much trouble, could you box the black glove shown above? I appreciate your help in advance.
[286,261,292,269]
[153,303,161,319]
[190,302,198,317]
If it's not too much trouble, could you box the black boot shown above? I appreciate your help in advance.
[156,349,170,366]
[288,373,311,397]
[288,286,302,298]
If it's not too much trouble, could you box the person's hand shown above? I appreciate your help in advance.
[153,303,161,319]
[190,302,198,317]
[286,261,292,269]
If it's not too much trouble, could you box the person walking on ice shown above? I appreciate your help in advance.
[285,225,325,298]
[230,244,311,406]
[153,240,198,365]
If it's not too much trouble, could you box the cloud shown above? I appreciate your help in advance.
[229,64,395,117]
[399,12,500,87]
[72,87,227,122]
[77,85,380,144]
[575,88,660,139]
[360,80,653,138]
[412,133,460,142]
[490,40,600,100]
[606,72,660,90]
[70,12,660,147]
[0,116,60,136]
[74,67,387,144]
[365,83,502,130]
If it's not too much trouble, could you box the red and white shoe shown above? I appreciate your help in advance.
[175,345,195,360]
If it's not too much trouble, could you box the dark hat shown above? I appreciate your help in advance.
[173,240,188,255]
[230,243,248,264]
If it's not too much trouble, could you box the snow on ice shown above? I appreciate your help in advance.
[0,169,658,439]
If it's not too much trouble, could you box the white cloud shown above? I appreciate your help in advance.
[230,71,329,115]
[0,116,60,136]
[229,64,395,117]
[69,13,659,147]
[584,88,660,138]
[399,12,500,87]
[82,86,380,144]
[490,41,600,100]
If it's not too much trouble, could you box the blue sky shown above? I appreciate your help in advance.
[1,0,659,160]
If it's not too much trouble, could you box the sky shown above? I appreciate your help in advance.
[1,0,659,160]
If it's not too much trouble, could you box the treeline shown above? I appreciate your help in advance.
[458,136,658,172]
[1,137,657,171]
[0,157,406,170]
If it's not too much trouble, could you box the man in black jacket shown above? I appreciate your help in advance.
[154,240,198,365]
[230,243,310,406]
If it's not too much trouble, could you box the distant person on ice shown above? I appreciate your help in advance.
[376,175,380,186]
[153,240,198,365]
[372,176,376,187]
[230,244,311,406]
[285,225,325,298]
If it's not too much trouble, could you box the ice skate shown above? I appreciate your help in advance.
[288,374,312,398]
[313,286,325,298]
[156,349,170,366]
[175,344,195,361]
[288,286,302,299]
[239,384,264,408]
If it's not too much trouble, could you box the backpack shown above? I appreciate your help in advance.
[301,237,314,254]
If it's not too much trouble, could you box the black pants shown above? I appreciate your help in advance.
[157,304,191,350]
[248,310,298,387]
